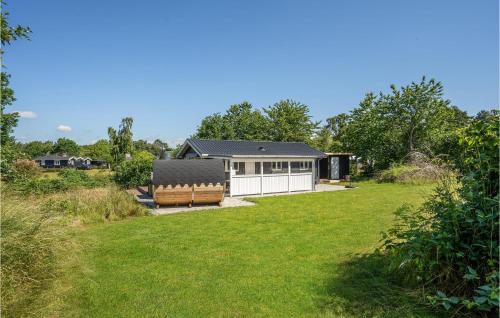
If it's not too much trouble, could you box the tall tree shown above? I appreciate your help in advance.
[20,140,54,158]
[195,113,224,140]
[52,138,80,155]
[311,126,334,152]
[264,99,318,143]
[108,117,134,165]
[80,139,112,162]
[344,77,469,170]
[0,2,32,176]
[325,113,350,151]
[222,102,268,140]
[133,139,169,157]
[195,102,268,140]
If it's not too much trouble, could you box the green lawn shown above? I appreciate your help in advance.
[59,182,442,317]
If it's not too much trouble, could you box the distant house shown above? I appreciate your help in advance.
[34,154,92,168]
[176,139,326,196]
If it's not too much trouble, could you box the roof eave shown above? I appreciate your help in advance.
[229,154,324,158]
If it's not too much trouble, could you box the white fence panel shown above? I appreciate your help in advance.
[290,173,312,192]
[262,175,288,194]
[232,176,261,196]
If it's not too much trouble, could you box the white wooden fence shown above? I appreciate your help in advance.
[230,171,314,196]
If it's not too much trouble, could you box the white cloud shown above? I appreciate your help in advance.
[56,125,72,133]
[18,111,37,119]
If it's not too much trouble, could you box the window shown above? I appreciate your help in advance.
[254,162,261,174]
[272,161,282,171]
[41,160,45,166]
[54,160,60,166]
[291,161,312,173]
[233,162,245,175]
[263,161,288,174]
[299,161,310,170]
[224,160,230,172]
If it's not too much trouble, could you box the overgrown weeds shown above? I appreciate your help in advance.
[0,192,66,316]
[376,152,449,184]
[8,168,113,195]
[0,184,149,316]
[42,186,149,224]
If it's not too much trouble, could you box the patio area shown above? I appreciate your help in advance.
[130,183,348,216]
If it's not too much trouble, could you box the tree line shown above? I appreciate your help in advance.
[8,77,495,175]
[16,137,169,164]
[194,77,492,171]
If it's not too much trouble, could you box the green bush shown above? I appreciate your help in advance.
[113,151,154,188]
[11,159,41,180]
[9,168,113,195]
[382,114,499,314]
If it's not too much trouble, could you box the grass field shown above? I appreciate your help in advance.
[49,182,444,318]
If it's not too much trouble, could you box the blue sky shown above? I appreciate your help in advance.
[7,0,499,146]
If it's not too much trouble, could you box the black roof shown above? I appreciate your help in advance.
[34,154,72,161]
[152,159,225,186]
[180,139,325,158]
[34,154,91,161]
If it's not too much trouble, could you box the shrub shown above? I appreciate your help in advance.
[113,151,154,188]
[0,193,62,315]
[382,114,499,315]
[9,168,113,195]
[11,159,41,180]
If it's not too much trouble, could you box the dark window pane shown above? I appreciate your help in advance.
[236,162,246,175]
[263,162,272,174]
[255,162,261,174]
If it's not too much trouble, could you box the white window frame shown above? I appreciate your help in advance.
[271,161,282,171]
[233,161,240,172]
[299,161,310,171]
[54,160,60,166]
[224,160,230,172]
[41,160,45,166]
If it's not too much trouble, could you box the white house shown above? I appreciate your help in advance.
[176,139,326,196]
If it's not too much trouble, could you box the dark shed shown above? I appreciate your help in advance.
[319,153,352,180]
[152,159,225,187]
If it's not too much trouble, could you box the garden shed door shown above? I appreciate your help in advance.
[330,157,339,180]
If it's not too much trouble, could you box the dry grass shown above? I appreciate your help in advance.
[42,186,149,224]
[0,185,149,316]
[0,192,65,316]
[376,152,450,184]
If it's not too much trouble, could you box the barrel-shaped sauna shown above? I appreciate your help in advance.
[152,159,225,208]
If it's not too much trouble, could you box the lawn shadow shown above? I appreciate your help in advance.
[316,252,445,318]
